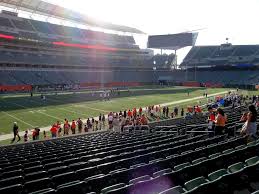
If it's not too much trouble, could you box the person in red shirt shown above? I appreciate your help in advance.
[139,107,142,116]
[140,114,148,125]
[64,119,70,135]
[71,120,76,134]
[208,107,216,137]
[128,110,132,118]
[133,108,137,118]
[196,106,202,113]
[50,124,58,138]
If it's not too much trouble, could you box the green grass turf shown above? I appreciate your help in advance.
[0,87,229,135]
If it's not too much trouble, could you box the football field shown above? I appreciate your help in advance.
[0,86,231,136]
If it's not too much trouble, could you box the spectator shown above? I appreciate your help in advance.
[128,110,132,118]
[91,117,95,128]
[11,122,20,143]
[64,119,70,135]
[166,107,169,117]
[133,108,137,118]
[240,105,257,142]
[119,111,123,117]
[99,114,102,124]
[95,120,99,131]
[113,116,120,132]
[84,124,88,133]
[57,121,62,137]
[71,120,76,134]
[87,118,91,129]
[174,107,179,116]
[34,127,40,140]
[123,110,127,118]
[214,108,227,135]
[102,115,105,127]
[50,124,57,138]
[24,130,29,142]
[162,107,166,116]
[77,118,83,133]
[181,108,184,117]
[208,107,216,137]
[108,113,113,129]
[140,114,148,125]
[139,107,142,116]
[43,130,47,139]
[120,116,126,132]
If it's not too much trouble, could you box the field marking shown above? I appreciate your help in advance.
[5,101,63,121]
[29,98,99,116]
[45,97,109,113]
[0,89,231,142]
[73,104,109,113]
[1,111,34,127]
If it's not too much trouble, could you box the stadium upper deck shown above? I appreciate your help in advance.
[181,44,259,68]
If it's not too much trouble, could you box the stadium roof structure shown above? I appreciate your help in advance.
[148,33,199,50]
[0,0,144,34]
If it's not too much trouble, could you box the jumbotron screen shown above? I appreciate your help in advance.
[147,33,196,49]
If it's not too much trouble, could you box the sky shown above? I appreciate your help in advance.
[43,0,259,62]
[45,0,259,45]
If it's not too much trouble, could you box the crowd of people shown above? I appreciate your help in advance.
[10,92,259,144]
[206,93,259,142]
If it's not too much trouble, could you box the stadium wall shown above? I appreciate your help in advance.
[0,85,32,92]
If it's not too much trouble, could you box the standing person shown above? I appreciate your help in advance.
[108,113,113,129]
[50,124,57,138]
[71,120,76,134]
[91,118,95,131]
[162,107,166,116]
[11,122,20,143]
[208,107,216,137]
[102,115,105,128]
[240,105,257,142]
[112,116,120,132]
[123,110,127,118]
[166,107,169,117]
[24,130,29,142]
[181,108,184,117]
[43,130,47,139]
[57,121,62,137]
[139,107,142,116]
[64,119,70,135]
[84,124,88,133]
[87,118,91,129]
[133,108,137,118]
[34,127,40,140]
[214,108,227,136]
[174,107,179,117]
[99,114,102,128]
[77,118,83,133]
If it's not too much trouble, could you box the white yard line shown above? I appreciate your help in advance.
[75,104,109,113]
[1,111,34,127]
[5,101,63,121]
[0,90,230,141]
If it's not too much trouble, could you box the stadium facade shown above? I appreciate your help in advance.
[0,2,258,92]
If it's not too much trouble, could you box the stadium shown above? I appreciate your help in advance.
[0,0,259,194]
